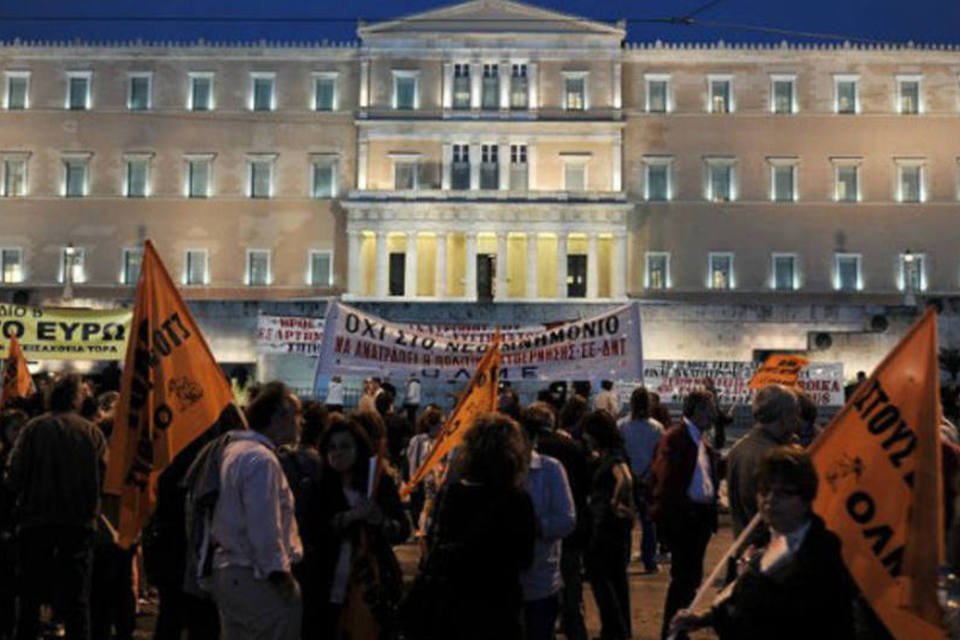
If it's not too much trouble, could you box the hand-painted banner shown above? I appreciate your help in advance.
[643,359,844,407]
[0,304,131,360]
[314,302,643,386]
[256,314,325,355]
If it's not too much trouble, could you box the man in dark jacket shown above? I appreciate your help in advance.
[4,374,108,640]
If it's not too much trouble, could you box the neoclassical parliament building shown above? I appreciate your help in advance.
[1,0,959,381]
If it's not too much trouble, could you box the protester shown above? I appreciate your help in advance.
[376,388,411,472]
[582,410,634,640]
[524,402,590,640]
[310,413,409,638]
[408,413,536,640]
[358,377,381,414]
[649,387,719,640]
[796,391,821,448]
[5,373,108,640]
[671,446,855,639]
[326,375,345,414]
[558,394,588,441]
[518,404,576,640]
[726,384,800,536]
[404,374,422,427]
[278,400,327,640]
[650,392,673,430]
[209,382,303,640]
[0,409,27,640]
[593,380,621,418]
[151,404,247,640]
[702,377,733,450]
[844,370,867,401]
[406,404,445,528]
[618,386,664,573]
[498,383,522,420]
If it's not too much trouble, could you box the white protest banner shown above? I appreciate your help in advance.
[643,359,845,406]
[314,301,642,387]
[256,314,324,355]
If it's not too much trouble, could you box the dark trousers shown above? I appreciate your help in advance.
[632,488,658,571]
[404,404,419,428]
[155,586,220,640]
[558,545,587,640]
[587,527,632,640]
[16,524,94,640]
[658,506,715,640]
[90,536,135,640]
[523,594,560,640]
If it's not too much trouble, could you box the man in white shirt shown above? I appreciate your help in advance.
[593,380,621,418]
[403,374,421,427]
[211,382,304,640]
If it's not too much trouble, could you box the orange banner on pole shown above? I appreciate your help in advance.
[809,307,944,638]
[401,339,501,499]
[748,354,810,390]
[105,240,233,548]
[1,335,32,405]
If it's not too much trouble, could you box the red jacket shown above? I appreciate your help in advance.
[649,421,718,528]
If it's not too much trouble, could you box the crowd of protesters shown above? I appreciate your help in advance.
[2,369,960,640]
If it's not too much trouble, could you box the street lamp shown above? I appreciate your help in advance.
[903,249,916,307]
[63,243,76,302]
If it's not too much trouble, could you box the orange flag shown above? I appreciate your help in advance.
[808,306,944,638]
[400,339,501,499]
[1,335,33,405]
[105,240,233,548]
[748,353,810,390]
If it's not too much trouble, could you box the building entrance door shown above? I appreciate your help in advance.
[567,254,587,298]
[389,252,405,296]
[477,253,495,302]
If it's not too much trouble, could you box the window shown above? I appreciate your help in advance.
[393,158,418,190]
[771,75,796,114]
[66,72,91,110]
[563,162,586,192]
[897,161,924,202]
[643,157,672,201]
[314,73,337,111]
[453,64,470,109]
[125,156,150,198]
[645,252,670,289]
[708,253,734,290]
[510,64,528,109]
[705,158,735,202]
[128,73,151,111]
[835,75,859,114]
[709,76,733,113]
[897,76,921,114]
[0,248,22,284]
[251,73,275,111]
[835,253,862,291]
[645,75,670,113]
[248,157,274,198]
[480,144,498,189]
[509,144,528,191]
[899,253,926,292]
[312,158,337,198]
[2,156,27,197]
[59,246,86,284]
[769,160,797,202]
[184,250,208,286]
[246,250,270,286]
[189,73,214,111]
[393,71,418,110]
[63,156,89,197]
[482,64,499,110]
[563,73,587,111]
[5,72,29,110]
[834,163,860,202]
[186,156,213,198]
[122,248,144,285]
[772,254,798,290]
[308,250,332,287]
[451,144,470,190]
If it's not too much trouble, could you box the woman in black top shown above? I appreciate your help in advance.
[582,410,635,640]
[411,413,537,640]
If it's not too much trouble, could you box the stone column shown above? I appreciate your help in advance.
[527,140,537,190]
[347,230,362,295]
[469,143,480,190]
[441,143,452,190]
[612,232,626,299]
[612,138,622,192]
[526,233,538,299]
[499,61,510,110]
[496,232,508,300]
[556,233,568,298]
[357,138,368,190]
[464,232,478,300]
[470,62,482,110]
[528,62,538,112]
[359,59,370,108]
[374,231,388,298]
[499,141,510,190]
[404,232,418,298]
[612,61,622,109]
[442,62,453,109]
[586,233,599,299]
[435,232,447,298]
